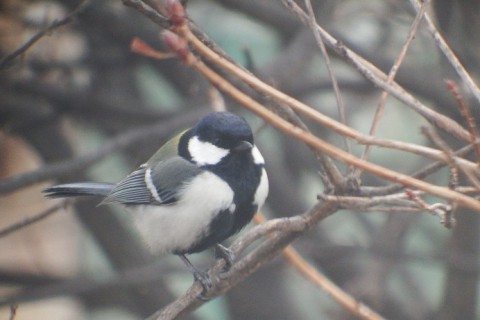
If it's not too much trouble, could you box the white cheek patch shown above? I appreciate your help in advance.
[188,136,229,165]
[254,168,269,207]
[252,146,265,165]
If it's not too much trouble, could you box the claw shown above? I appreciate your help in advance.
[193,270,212,300]
[193,270,212,288]
[214,244,235,271]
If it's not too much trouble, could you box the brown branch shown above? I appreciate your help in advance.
[175,30,480,212]
[178,24,480,174]
[0,0,90,70]
[125,2,480,193]
[409,0,480,104]
[357,0,430,174]
[254,214,385,320]
[281,0,471,143]
[118,2,480,319]
[303,0,351,155]
[146,200,338,320]
[130,9,346,191]
[446,80,480,162]
[360,144,476,197]
[319,192,419,211]
[422,126,480,189]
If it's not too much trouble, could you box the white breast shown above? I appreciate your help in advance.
[129,171,234,254]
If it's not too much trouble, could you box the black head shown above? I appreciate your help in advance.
[179,112,255,166]
[194,112,253,148]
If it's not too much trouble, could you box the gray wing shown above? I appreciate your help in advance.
[102,157,202,206]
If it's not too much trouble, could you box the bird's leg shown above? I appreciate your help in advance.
[214,243,235,271]
[179,254,212,297]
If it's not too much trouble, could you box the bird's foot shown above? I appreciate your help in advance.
[214,244,235,273]
[179,254,213,300]
[193,270,212,301]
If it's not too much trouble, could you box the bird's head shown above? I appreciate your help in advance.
[180,112,263,166]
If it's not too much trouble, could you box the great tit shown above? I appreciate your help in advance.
[43,112,269,288]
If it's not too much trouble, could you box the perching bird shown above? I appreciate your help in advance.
[43,112,269,289]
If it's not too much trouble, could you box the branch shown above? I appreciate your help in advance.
[177,21,480,174]
[121,0,170,29]
[176,30,480,212]
[0,200,71,238]
[358,0,430,173]
[281,0,471,143]
[0,0,90,70]
[446,80,480,162]
[303,0,350,155]
[254,214,385,320]
[409,0,480,104]
[147,200,338,319]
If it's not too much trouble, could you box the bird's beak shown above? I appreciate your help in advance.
[234,140,253,152]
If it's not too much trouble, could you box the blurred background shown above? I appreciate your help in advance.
[1,0,479,319]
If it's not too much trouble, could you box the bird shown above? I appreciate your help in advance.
[43,111,269,290]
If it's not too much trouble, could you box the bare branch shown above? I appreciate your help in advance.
[446,80,480,162]
[0,0,90,70]
[281,0,471,142]
[178,29,480,211]
[409,0,480,104]
[121,0,170,29]
[254,214,386,320]
[303,0,351,155]
[357,0,431,174]
[147,200,338,320]
[0,200,71,238]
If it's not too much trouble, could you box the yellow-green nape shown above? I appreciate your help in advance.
[147,129,188,164]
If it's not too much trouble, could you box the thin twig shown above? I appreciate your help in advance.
[0,0,90,70]
[281,0,471,143]
[303,0,351,155]
[405,189,456,228]
[409,0,480,104]
[446,80,480,163]
[359,144,475,197]
[0,200,71,238]
[357,0,430,175]
[318,192,419,210]
[422,126,480,189]
[121,0,170,28]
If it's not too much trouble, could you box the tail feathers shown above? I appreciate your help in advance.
[43,182,115,199]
